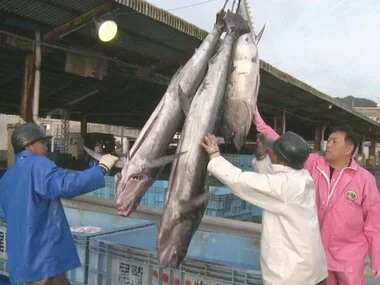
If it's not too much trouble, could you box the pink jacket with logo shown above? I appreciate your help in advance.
[254,111,380,273]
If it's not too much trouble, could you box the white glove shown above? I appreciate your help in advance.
[99,154,119,173]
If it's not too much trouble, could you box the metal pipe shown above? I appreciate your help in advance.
[320,125,326,151]
[51,137,55,152]
[62,196,262,237]
[33,31,42,125]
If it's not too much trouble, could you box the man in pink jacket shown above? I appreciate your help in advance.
[253,108,380,285]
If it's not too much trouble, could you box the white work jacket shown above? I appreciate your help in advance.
[207,155,328,285]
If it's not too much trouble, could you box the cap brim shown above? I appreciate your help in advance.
[38,136,52,143]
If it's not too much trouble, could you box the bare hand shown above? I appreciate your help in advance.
[373,269,380,279]
[255,133,268,160]
[201,133,220,159]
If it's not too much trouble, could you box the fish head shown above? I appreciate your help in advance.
[157,217,195,268]
[158,244,184,268]
[115,160,154,216]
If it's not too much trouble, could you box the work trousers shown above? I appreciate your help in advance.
[26,274,69,285]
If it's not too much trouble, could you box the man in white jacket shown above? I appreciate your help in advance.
[201,131,328,285]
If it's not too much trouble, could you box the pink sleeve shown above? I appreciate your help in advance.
[253,109,280,140]
[304,153,320,173]
[254,109,319,170]
[362,174,380,270]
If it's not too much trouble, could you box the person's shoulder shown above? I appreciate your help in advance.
[356,165,376,183]
[31,155,57,169]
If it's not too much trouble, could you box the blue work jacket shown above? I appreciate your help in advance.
[0,151,105,283]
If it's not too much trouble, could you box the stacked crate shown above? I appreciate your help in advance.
[88,223,263,285]
[0,208,153,285]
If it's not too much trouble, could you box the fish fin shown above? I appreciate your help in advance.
[178,193,210,216]
[178,187,218,216]
[178,84,190,116]
[255,23,266,45]
[115,157,127,168]
[142,152,187,170]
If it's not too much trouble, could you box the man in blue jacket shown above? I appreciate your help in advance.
[0,123,119,285]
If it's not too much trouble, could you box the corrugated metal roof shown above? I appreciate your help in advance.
[1,0,380,137]
[0,0,108,26]
[52,0,107,13]
[115,0,207,41]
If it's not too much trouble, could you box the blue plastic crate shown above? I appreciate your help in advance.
[252,205,263,217]
[0,208,153,285]
[86,178,254,219]
[140,180,168,208]
[87,175,115,200]
[207,186,253,218]
[88,224,262,285]
[224,154,255,169]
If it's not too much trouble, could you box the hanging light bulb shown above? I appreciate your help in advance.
[98,20,118,42]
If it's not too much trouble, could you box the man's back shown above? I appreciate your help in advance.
[258,164,327,284]
[208,156,327,285]
[0,150,105,283]
[0,151,80,283]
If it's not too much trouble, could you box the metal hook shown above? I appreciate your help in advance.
[236,0,242,12]
[222,0,229,11]
[231,0,236,12]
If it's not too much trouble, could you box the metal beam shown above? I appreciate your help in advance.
[0,33,33,51]
[43,2,119,42]
[67,89,99,106]
[1,31,170,86]
[62,196,262,238]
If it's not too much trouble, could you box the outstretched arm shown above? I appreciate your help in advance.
[252,108,280,140]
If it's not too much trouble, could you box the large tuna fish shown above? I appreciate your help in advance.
[220,0,265,150]
[86,10,227,217]
[156,9,250,268]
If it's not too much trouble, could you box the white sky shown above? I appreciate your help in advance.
[146,0,380,103]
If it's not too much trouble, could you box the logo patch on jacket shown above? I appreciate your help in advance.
[344,190,358,201]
